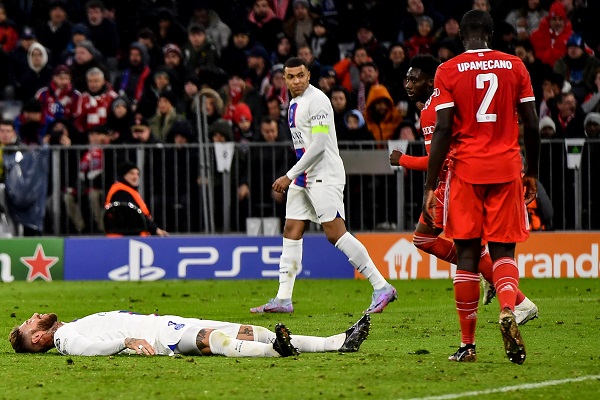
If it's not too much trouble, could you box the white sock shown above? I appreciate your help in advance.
[209,330,280,357]
[276,238,303,300]
[335,232,386,290]
[251,326,345,352]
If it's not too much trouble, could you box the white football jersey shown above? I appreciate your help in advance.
[53,311,239,356]
[287,84,345,187]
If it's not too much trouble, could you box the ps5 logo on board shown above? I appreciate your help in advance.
[108,240,166,281]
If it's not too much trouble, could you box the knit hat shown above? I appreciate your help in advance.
[118,161,139,179]
[111,96,128,112]
[76,40,97,56]
[163,43,182,58]
[584,112,600,127]
[159,90,179,106]
[567,33,584,48]
[132,115,150,129]
[89,124,110,135]
[23,98,42,113]
[53,64,71,76]
[166,120,196,143]
[72,23,90,37]
[208,118,233,141]
[549,1,567,19]
[248,46,269,60]
[539,116,556,131]
[320,65,336,78]
[232,103,253,124]
[21,26,36,40]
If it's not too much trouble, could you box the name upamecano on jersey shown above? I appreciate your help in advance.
[457,60,513,72]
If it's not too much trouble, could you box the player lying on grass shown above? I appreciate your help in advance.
[9,311,370,357]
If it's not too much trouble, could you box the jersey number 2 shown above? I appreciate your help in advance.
[476,73,498,122]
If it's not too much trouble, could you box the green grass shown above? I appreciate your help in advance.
[1,279,599,400]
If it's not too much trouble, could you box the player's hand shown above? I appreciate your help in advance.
[272,175,292,193]
[238,183,250,200]
[156,228,169,237]
[125,338,156,356]
[422,189,436,227]
[389,150,403,166]
[522,175,537,205]
[272,190,285,204]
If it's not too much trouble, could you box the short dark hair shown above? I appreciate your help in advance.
[0,118,15,128]
[409,54,440,78]
[9,326,28,353]
[359,61,378,72]
[261,116,277,125]
[284,57,308,70]
[85,0,105,11]
[460,10,494,37]
[514,39,534,53]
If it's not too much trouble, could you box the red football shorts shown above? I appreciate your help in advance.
[443,171,529,243]
[419,182,446,229]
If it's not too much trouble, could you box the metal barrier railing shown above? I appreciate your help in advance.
[23,138,600,235]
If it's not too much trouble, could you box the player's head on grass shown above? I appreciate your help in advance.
[284,57,310,98]
[8,312,59,353]
[460,10,494,50]
[405,54,440,103]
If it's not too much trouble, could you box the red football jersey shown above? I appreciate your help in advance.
[434,49,535,184]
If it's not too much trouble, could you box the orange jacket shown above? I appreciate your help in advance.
[105,181,152,236]
[363,84,403,142]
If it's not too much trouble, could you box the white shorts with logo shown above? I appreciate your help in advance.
[286,184,346,224]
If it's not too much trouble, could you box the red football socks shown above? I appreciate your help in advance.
[453,270,480,345]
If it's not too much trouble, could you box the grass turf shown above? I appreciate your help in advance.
[1,278,599,399]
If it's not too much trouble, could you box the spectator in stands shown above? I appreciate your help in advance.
[79,124,112,232]
[246,45,271,92]
[318,66,337,98]
[84,0,119,60]
[397,0,444,43]
[247,0,284,52]
[353,20,388,70]
[338,109,374,147]
[380,43,410,109]
[471,0,491,12]
[188,2,231,57]
[405,16,435,58]
[149,90,187,143]
[232,102,255,143]
[492,21,518,55]
[76,67,118,133]
[331,86,352,134]
[61,23,90,67]
[554,33,600,103]
[584,112,600,139]
[137,67,174,119]
[297,44,321,87]
[265,95,291,140]
[263,64,289,109]
[539,71,567,118]
[162,43,189,97]
[505,0,547,41]
[433,17,463,56]
[136,28,163,70]
[514,40,553,111]
[363,84,403,142]
[333,46,371,94]
[70,40,107,93]
[308,17,340,67]
[184,24,218,76]
[6,27,38,97]
[436,38,461,62]
[115,42,151,112]
[14,98,53,146]
[106,95,134,144]
[538,115,557,138]
[163,119,200,232]
[356,61,379,114]
[270,32,295,66]
[35,65,82,126]
[17,42,52,102]
[582,69,600,114]
[0,4,19,53]
[530,1,572,67]
[220,72,265,128]
[284,0,317,48]
[153,7,187,48]
[219,24,252,77]
[551,91,586,138]
[37,0,73,67]
[105,160,168,236]
[187,86,223,130]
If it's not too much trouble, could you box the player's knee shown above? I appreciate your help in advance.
[413,232,434,252]
[197,328,215,355]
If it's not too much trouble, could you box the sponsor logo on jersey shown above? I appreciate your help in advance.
[288,103,298,128]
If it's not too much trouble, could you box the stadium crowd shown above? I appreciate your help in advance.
[0,0,599,235]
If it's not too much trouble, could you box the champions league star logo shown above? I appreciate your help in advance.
[108,240,166,281]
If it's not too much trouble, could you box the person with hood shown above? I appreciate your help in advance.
[17,42,53,102]
[153,7,187,48]
[149,90,187,142]
[218,24,252,77]
[75,67,118,133]
[338,109,373,147]
[162,43,190,97]
[247,0,284,52]
[137,66,174,119]
[7,27,38,94]
[530,1,572,67]
[188,2,232,57]
[554,33,600,103]
[363,84,402,143]
[104,160,168,237]
[136,28,164,70]
[60,23,91,67]
[35,65,82,126]
[187,85,224,129]
[308,17,339,67]
[183,24,218,76]
[115,42,151,112]
[36,0,73,67]
[106,95,134,144]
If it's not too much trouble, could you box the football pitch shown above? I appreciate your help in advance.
[1,278,599,399]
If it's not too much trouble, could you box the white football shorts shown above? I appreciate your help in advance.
[285,183,346,224]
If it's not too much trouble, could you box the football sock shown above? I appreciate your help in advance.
[276,238,303,300]
[413,232,456,263]
[493,257,519,311]
[251,326,345,352]
[209,330,279,357]
[335,232,386,290]
[453,270,480,345]
[478,247,526,304]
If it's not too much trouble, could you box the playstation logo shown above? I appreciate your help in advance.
[108,240,166,281]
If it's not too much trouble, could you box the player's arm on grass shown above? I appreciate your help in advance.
[518,100,540,205]
[423,108,453,226]
[55,325,154,356]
